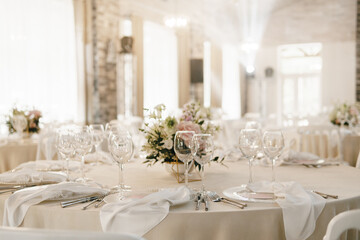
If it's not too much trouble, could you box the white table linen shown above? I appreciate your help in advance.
[0,139,37,173]
[0,160,359,240]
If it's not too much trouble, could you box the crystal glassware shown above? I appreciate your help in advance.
[72,126,93,183]
[108,128,133,200]
[239,129,262,184]
[174,131,195,187]
[192,134,214,194]
[89,124,105,165]
[262,130,285,182]
[56,128,75,181]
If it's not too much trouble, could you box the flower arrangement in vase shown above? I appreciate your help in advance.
[6,107,42,134]
[329,102,360,127]
[140,102,223,170]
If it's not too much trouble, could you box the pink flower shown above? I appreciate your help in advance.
[177,121,201,133]
[176,121,201,147]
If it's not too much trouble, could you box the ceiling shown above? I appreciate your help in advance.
[118,0,356,46]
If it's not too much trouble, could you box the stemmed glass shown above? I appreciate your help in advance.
[108,128,133,200]
[174,131,195,187]
[238,129,262,185]
[73,126,93,183]
[262,130,285,182]
[192,134,214,195]
[89,124,105,165]
[56,128,75,181]
[12,115,27,139]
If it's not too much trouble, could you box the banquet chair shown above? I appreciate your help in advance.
[297,125,342,161]
[323,209,360,240]
[356,151,360,169]
[0,226,146,240]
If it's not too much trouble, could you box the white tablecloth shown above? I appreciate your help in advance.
[0,139,37,173]
[0,160,359,240]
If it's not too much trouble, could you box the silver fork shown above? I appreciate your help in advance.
[208,192,246,209]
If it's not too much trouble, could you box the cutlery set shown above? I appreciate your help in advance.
[195,191,246,211]
[312,190,338,199]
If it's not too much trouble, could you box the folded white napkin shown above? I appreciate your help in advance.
[85,151,113,164]
[12,160,80,172]
[247,181,326,240]
[100,186,191,236]
[0,169,67,184]
[3,182,108,227]
[284,150,320,164]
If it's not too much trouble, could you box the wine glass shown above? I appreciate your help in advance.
[89,124,105,165]
[238,129,262,184]
[12,115,27,139]
[72,126,93,183]
[56,128,75,181]
[245,121,261,130]
[108,129,133,200]
[192,134,214,195]
[174,131,195,187]
[262,130,285,182]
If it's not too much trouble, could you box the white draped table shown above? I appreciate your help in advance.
[0,160,359,240]
[0,139,37,173]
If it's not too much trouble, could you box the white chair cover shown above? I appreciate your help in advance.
[297,125,342,162]
[323,209,360,240]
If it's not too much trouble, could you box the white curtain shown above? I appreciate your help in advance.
[0,0,78,122]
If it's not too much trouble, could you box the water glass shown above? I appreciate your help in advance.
[108,129,133,200]
[192,134,214,194]
[262,130,285,182]
[89,124,105,165]
[56,128,75,181]
[239,129,261,184]
[73,126,93,183]
[174,131,195,187]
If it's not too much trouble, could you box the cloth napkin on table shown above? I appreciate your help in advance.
[0,169,67,184]
[85,151,113,165]
[100,186,191,236]
[3,182,109,227]
[283,150,320,165]
[11,160,80,173]
[247,181,326,240]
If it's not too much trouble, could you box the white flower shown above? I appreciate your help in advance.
[163,138,173,149]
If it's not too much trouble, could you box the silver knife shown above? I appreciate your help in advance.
[195,193,201,210]
[61,196,99,208]
[203,194,209,211]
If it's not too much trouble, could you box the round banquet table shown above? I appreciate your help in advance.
[0,139,38,173]
[0,160,359,240]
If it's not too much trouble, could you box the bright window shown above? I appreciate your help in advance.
[222,44,241,119]
[143,21,178,113]
[279,43,322,117]
[0,0,78,122]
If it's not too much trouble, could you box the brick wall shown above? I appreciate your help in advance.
[357,0,360,101]
[90,0,119,123]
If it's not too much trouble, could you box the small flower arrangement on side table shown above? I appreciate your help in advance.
[329,102,360,127]
[6,107,42,136]
[140,102,223,182]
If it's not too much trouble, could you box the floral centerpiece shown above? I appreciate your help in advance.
[6,107,42,134]
[329,102,360,127]
[140,102,222,170]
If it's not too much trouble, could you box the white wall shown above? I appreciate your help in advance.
[321,41,356,106]
[248,41,356,117]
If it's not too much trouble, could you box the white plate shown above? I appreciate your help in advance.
[223,186,276,203]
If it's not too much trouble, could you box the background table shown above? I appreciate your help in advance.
[0,139,37,173]
[0,160,359,240]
